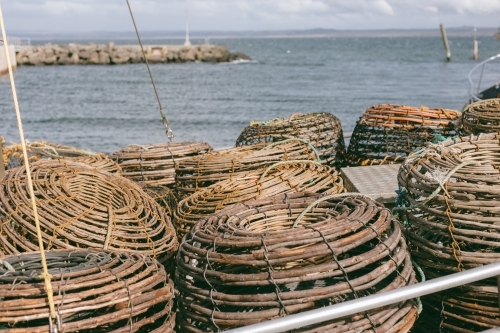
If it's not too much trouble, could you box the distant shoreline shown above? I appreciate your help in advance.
[9,27,498,41]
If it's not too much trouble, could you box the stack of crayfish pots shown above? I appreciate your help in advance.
[0,159,179,332]
[346,104,461,166]
[174,113,348,239]
[0,111,424,332]
[172,112,420,332]
[398,98,500,332]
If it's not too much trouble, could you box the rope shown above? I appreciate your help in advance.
[411,259,425,314]
[293,192,375,228]
[392,159,481,215]
[0,259,14,272]
[0,3,57,325]
[126,0,173,140]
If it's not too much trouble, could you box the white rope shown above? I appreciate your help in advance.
[0,4,57,324]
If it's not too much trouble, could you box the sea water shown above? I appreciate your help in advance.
[1,36,499,153]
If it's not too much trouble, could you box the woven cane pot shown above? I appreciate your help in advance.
[398,132,500,332]
[175,139,321,199]
[0,249,175,332]
[235,112,346,168]
[174,160,344,238]
[0,160,178,264]
[109,142,212,189]
[2,141,121,174]
[140,184,178,219]
[346,104,460,166]
[176,192,418,332]
[461,98,500,135]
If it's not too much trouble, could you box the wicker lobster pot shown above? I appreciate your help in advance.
[176,192,418,332]
[141,185,178,218]
[235,112,346,168]
[71,154,123,175]
[175,139,321,199]
[108,142,212,189]
[346,104,460,166]
[461,98,500,135]
[398,133,500,332]
[174,161,344,238]
[0,250,175,332]
[0,160,178,264]
[2,141,122,174]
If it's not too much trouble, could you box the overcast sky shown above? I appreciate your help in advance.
[2,0,500,33]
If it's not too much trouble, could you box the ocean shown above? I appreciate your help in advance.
[1,36,499,153]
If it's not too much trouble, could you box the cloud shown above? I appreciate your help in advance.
[373,0,394,16]
[2,0,500,32]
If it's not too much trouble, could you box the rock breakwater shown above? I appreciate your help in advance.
[15,43,251,66]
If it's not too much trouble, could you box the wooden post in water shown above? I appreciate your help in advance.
[440,23,451,61]
[473,28,478,60]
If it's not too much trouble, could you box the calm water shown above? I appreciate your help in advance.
[1,36,499,153]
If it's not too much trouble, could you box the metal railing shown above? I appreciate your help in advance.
[7,36,30,52]
[468,53,500,102]
[226,262,500,333]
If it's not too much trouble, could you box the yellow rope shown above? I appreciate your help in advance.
[0,5,57,322]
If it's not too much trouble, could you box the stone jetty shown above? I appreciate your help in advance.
[15,43,251,66]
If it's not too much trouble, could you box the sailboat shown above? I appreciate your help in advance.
[494,27,500,40]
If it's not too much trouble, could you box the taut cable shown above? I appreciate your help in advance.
[0,4,57,326]
[125,0,173,140]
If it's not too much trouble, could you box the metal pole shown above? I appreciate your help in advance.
[497,275,500,317]
[440,23,451,61]
[226,262,500,333]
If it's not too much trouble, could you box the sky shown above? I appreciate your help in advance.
[2,0,500,33]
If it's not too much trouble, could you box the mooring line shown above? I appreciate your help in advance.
[126,0,174,140]
[0,4,58,329]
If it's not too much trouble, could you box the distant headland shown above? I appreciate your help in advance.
[15,43,251,66]
[8,26,498,40]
